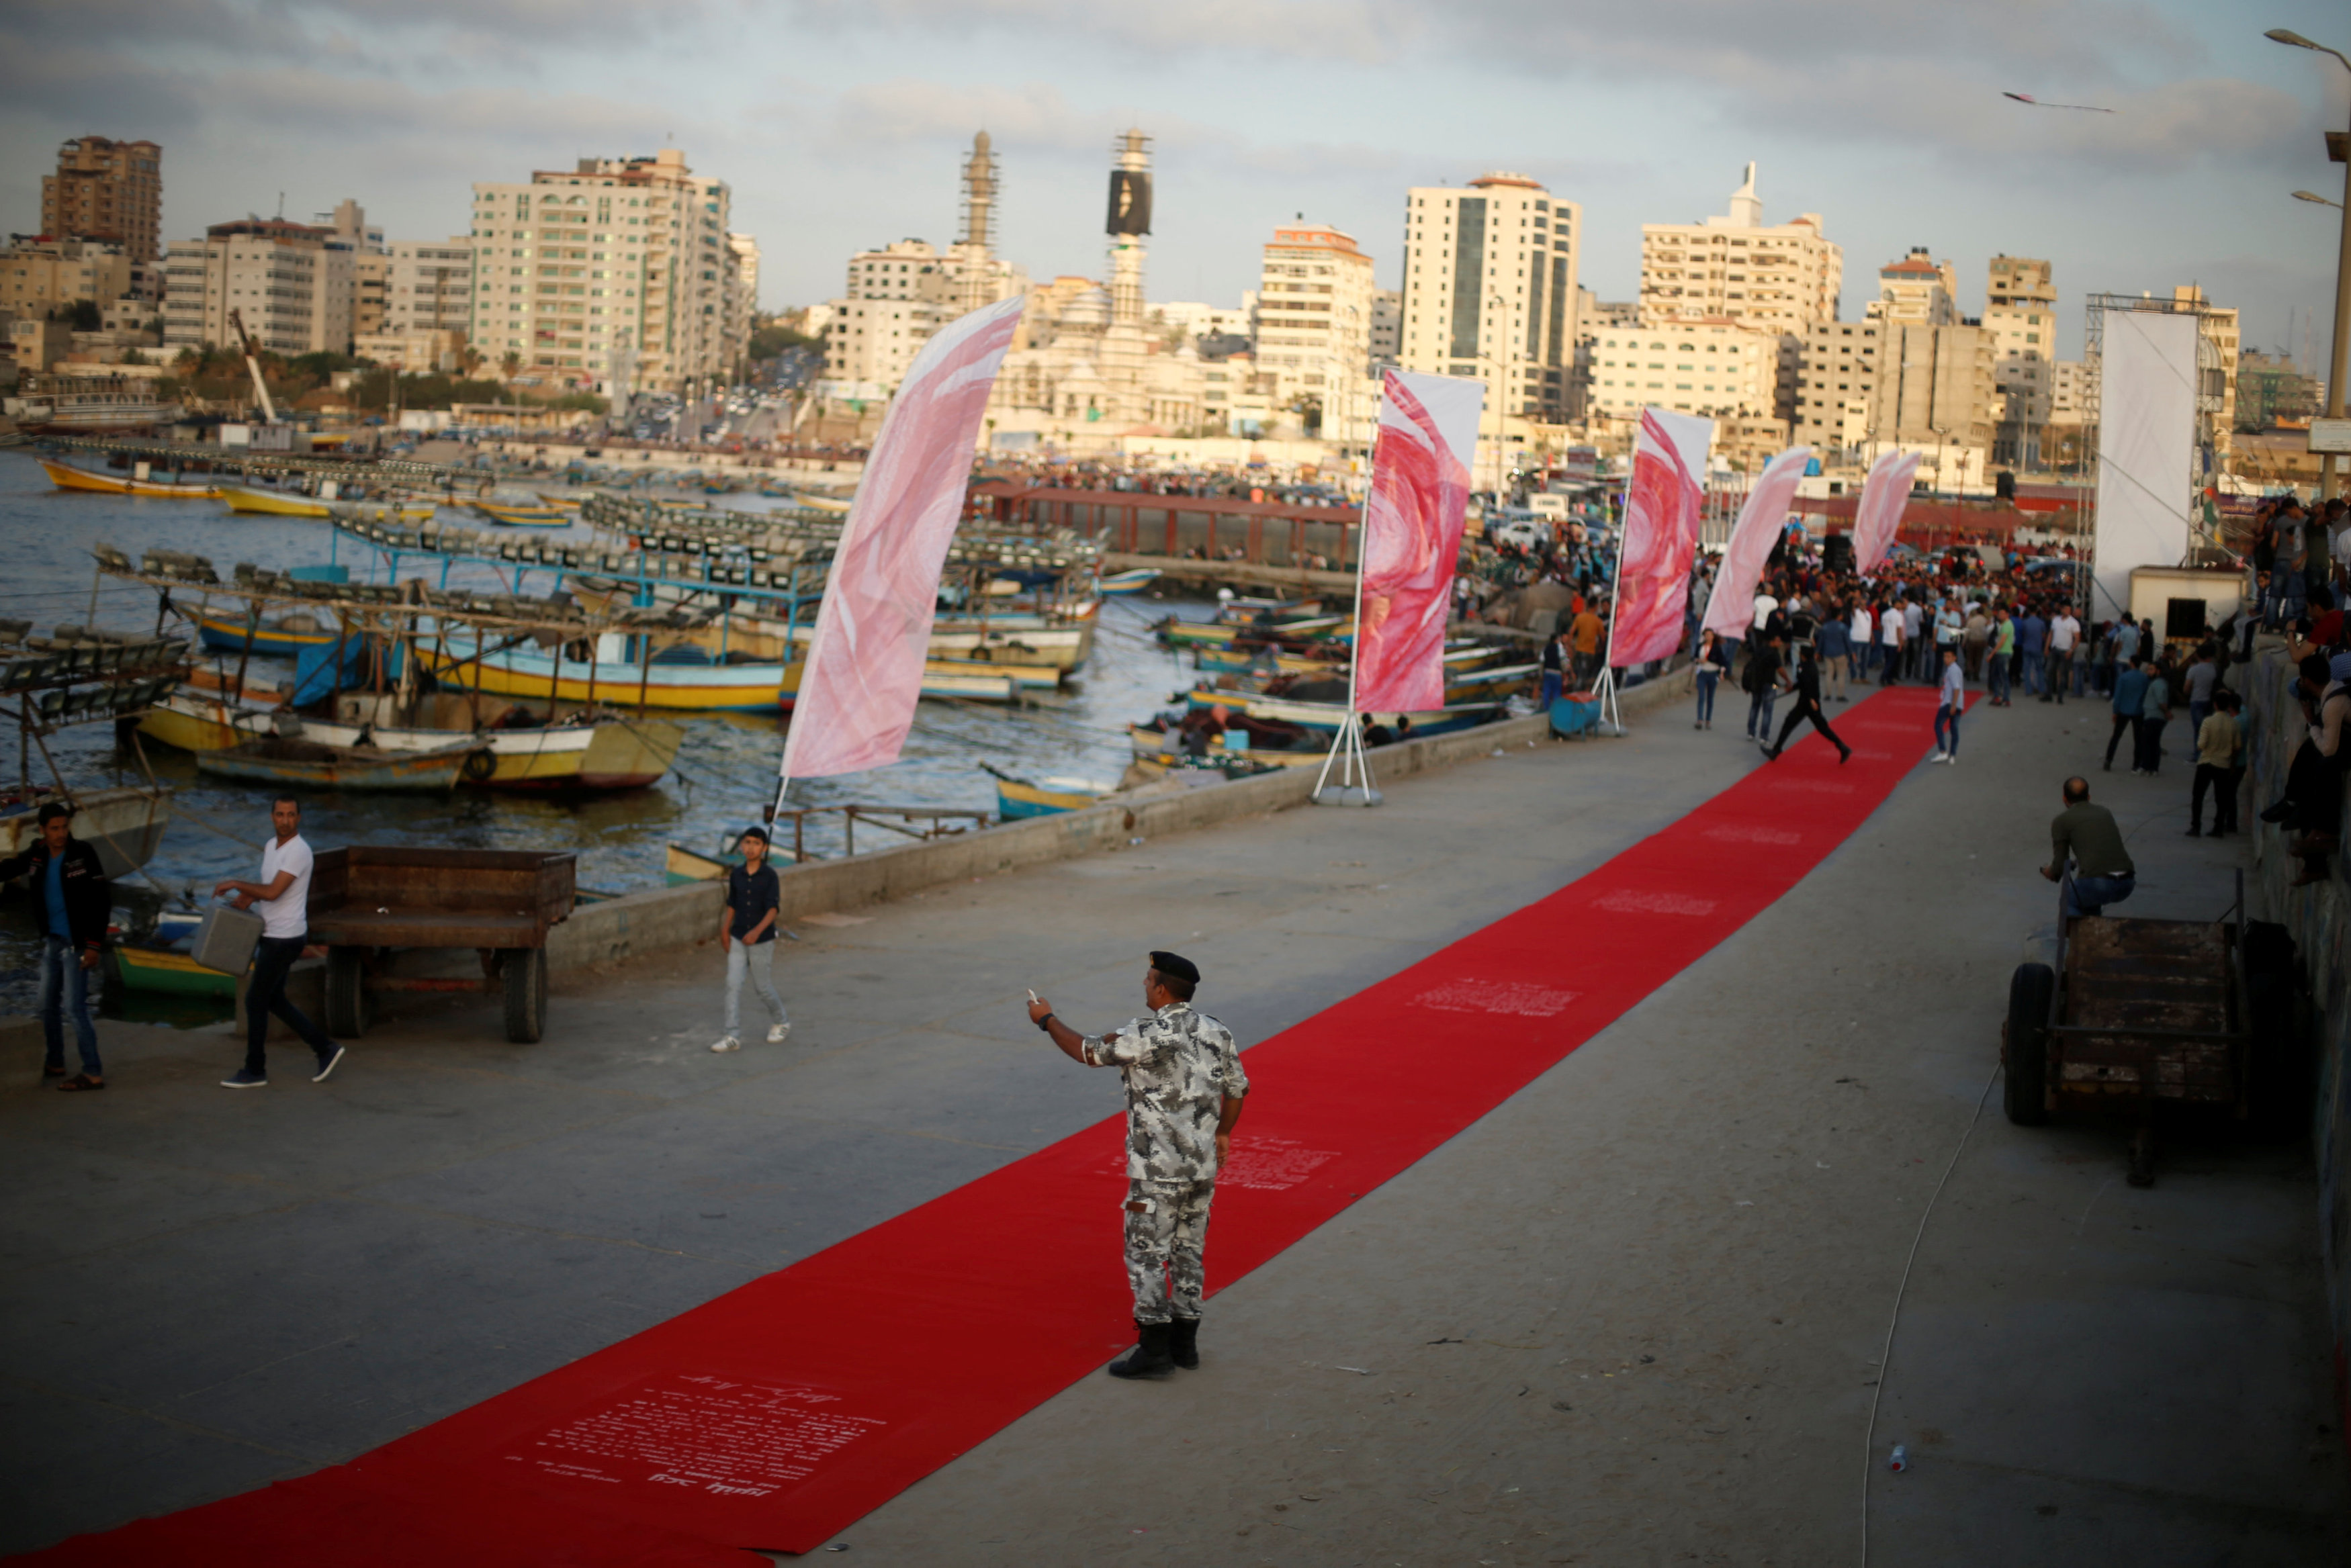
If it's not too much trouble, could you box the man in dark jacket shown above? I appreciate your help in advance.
[1762,646,1853,764]
[0,803,109,1089]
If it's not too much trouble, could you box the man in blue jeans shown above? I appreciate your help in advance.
[213,795,345,1088]
[0,803,109,1091]
[2017,605,2047,697]
[2041,776,2135,917]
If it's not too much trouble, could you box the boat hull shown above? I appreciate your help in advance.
[138,692,274,752]
[40,459,218,499]
[218,486,332,518]
[192,609,341,657]
[194,740,474,792]
[423,644,796,714]
[995,779,1103,818]
[114,947,238,998]
[0,784,171,882]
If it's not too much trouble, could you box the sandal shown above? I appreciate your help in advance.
[57,1074,105,1092]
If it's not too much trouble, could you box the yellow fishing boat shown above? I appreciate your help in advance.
[475,501,570,528]
[40,459,219,499]
[138,691,273,753]
[217,485,430,520]
[421,642,802,713]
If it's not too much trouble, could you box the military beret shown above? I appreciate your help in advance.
[1148,950,1200,984]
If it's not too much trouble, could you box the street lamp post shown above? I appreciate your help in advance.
[2267,28,2351,501]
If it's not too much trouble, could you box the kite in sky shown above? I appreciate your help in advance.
[2003,92,2116,112]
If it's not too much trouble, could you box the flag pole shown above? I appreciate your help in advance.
[1313,450,1380,806]
[1589,451,1639,737]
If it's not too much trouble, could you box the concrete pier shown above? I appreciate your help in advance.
[2,685,2340,1561]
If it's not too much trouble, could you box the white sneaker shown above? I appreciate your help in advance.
[1928,751,1948,764]
[711,1035,741,1053]
[766,1023,792,1044]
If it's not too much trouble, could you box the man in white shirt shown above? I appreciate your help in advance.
[214,795,343,1088]
[1902,599,1926,681]
[2045,608,2082,704]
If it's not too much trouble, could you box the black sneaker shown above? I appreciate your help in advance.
[312,1046,346,1084]
[221,1068,268,1089]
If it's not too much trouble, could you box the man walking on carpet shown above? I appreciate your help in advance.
[1761,645,1851,764]
[1027,952,1249,1379]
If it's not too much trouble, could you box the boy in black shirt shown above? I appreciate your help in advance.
[714,826,791,1052]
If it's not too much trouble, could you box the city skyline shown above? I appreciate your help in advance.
[1,0,2344,362]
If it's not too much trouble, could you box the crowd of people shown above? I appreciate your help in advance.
[1670,494,2351,889]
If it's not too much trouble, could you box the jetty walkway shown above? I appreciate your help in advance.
[1,688,2340,1562]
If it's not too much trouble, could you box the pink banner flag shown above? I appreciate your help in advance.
[1352,369,1482,714]
[1607,408,1713,667]
[1852,449,1920,575]
[779,296,1026,781]
[1701,445,1813,641]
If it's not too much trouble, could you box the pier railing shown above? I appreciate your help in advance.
[770,804,993,863]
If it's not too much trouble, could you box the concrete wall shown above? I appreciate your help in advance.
[551,667,1693,974]
[2244,644,2351,1421]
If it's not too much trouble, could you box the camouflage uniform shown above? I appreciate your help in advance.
[1083,1001,1249,1324]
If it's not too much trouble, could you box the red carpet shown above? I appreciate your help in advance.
[21,688,1945,1563]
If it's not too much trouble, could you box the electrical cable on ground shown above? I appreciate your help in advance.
[1859,1058,2002,1567]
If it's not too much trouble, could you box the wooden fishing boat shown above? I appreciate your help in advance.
[993,778,1104,817]
[192,607,341,656]
[533,492,586,510]
[665,841,740,884]
[1,784,170,880]
[220,484,428,522]
[928,655,1060,690]
[1444,663,1541,702]
[422,641,799,714]
[193,736,480,792]
[138,690,275,753]
[310,695,684,789]
[1125,724,1325,769]
[39,458,219,499]
[1099,567,1159,596]
[114,946,237,999]
[476,502,570,528]
[918,667,1018,702]
[1182,688,1505,737]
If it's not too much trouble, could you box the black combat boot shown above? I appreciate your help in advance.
[1108,1320,1174,1379]
[1167,1317,1200,1369]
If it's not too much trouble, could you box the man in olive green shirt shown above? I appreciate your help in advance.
[2041,776,2135,917]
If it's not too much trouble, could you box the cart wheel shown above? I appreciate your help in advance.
[324,946,367,1039]
[2243,921,2308,1139]
[502,948,547,1044]
[2003,962,2054,1126]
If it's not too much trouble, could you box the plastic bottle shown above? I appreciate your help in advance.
[1888,1444,1908,1472]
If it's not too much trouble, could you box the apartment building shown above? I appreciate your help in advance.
[163,218,355,355]
[1396,171,1581,422]
[388,240,476,334]
[1585,316,1785,426]
[1791,320,1884,459]
[1874,322,1995,456]
[0,238,135,318]
[1368,289,1401,367]
[1253,222,1377,444]
[2174,284,2239,457]
[468,148,747,390]
[1984,255,2056,467]
[1637,164,1840,341]
[1869,248,1958,326]
[42,137,164,261]
[822,240,953,386]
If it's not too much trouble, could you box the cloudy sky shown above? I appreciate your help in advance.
[4,0,2346,361]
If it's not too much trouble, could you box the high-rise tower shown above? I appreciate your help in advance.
[1105,129,1151,328]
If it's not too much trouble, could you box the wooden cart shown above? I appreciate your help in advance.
[306,847,576,1043]
[2002,871,2301,1186]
